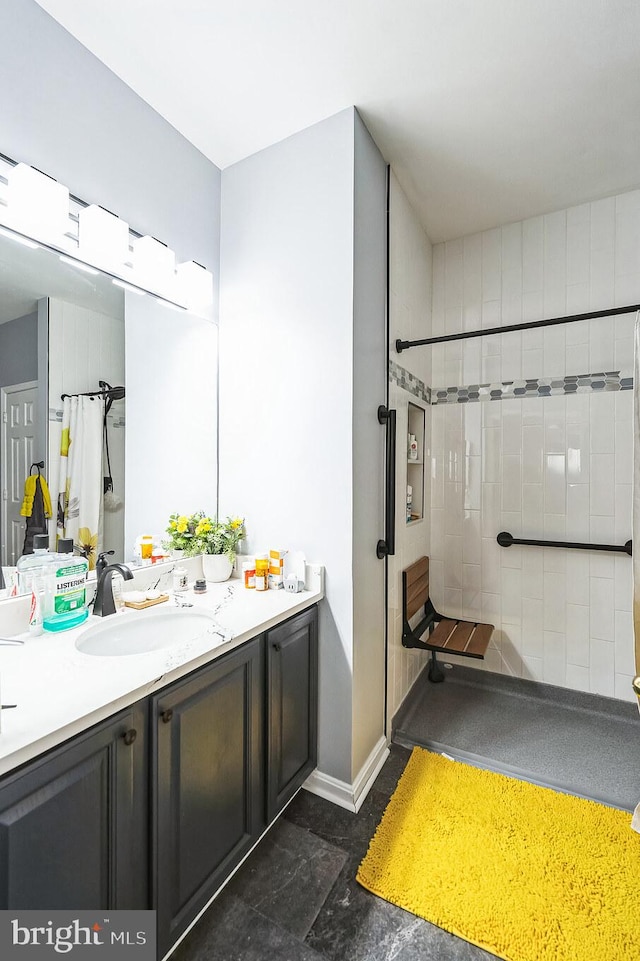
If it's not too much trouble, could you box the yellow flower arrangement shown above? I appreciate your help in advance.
[164,511,245,561]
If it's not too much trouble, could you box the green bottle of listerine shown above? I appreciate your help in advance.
[42,538,89,633]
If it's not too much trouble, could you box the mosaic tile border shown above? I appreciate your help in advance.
[389,359,431,404]
[388,362,633,407]
[431,372,633,405]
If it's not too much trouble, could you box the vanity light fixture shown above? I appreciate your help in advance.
[0,225,39,249]
[0,151,215,316]
[59,254,100,275]
[176,260,215,314]
[78,204,130,272]
[133,234,177,300]
[4,163,70,245]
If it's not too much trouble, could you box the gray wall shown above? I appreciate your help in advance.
[0,313,38,388]
[0,0,220,311]
[219,109,357,784]
[219,108,388,790]
[351,112,387,776]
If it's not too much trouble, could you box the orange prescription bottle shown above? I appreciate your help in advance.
[255,554,269,591]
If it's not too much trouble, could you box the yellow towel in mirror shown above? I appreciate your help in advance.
[20,473,53,519]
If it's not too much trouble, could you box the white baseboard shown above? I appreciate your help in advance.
[304,735,389,813]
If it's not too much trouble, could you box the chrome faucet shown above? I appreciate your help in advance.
[93,563,133,617]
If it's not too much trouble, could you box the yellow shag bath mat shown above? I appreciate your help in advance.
[357,748,640,961]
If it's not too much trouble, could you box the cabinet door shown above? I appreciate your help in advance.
[153,637,263,956]
[0,704,148,910]
[266,605,318,821]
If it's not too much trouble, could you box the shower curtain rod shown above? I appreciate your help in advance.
[395,303,640,353]
[61,382,125,417]
[60,387,125,401]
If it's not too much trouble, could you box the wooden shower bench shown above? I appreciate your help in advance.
[402,556,494,682]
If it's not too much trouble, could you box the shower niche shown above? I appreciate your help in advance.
[406,402,425,524]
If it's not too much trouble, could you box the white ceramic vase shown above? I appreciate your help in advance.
[202,553,233,583]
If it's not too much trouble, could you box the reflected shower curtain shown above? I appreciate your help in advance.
[55,395,104,570]
[633,315,640,832]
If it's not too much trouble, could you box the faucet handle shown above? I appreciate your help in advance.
[92,562,134,617]
[96,550,115,577]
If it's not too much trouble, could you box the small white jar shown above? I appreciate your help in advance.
[172,566,188,593]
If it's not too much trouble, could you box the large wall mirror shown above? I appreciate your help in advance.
[0,228,218,598]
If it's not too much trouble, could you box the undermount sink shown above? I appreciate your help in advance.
[75,608,222,657]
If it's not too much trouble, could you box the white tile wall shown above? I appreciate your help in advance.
[387,173,433,725]
[430,189,640,702]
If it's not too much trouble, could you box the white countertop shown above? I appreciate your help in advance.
[0,568,323,777]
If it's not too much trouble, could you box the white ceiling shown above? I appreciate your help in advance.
[35,0,640,242]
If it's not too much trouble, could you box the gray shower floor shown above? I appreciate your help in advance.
[393,663,640,811]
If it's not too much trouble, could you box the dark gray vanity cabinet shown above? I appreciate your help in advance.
[0,602,319,956]
[0,703,148,910]
[152,636,264,956]
[266,605,318,821]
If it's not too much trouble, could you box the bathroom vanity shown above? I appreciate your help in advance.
[0,573,321,957]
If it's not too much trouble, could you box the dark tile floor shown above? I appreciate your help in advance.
[173,667,639,960]
[173,744,494,961]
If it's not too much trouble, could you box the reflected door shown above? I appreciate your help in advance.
[1,381,38,565]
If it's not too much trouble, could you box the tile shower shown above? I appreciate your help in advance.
[429,190,640,702]
[429,386,633,698]
[390,184,640,713]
